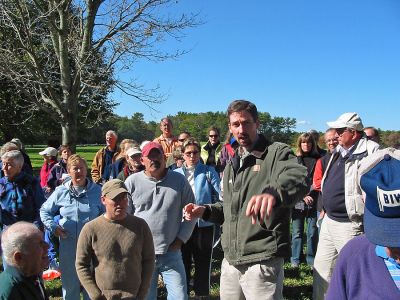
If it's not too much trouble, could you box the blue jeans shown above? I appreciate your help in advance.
[146,250,188,300]
[291,209,318,266]
[44,215,61,269]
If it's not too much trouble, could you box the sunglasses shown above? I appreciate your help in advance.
[178,139,186,142]
[336,128,353,136]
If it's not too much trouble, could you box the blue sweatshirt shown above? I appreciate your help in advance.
[327,235,400,299]
[174,162,221,227]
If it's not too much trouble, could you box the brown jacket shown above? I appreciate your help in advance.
[90,146,121,184]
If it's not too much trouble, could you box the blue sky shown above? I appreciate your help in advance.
[113,0,400,132]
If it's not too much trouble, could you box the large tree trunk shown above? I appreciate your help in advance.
[61,115,77,152]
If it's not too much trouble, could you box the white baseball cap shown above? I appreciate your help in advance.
[39,147,58,157]
[327,112,364,131]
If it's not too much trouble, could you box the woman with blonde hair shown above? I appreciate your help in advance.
[41,154,104,300]
[291,132,321,267]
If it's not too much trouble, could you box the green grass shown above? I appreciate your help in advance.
[26,146,102,170]
[44,256,313,299]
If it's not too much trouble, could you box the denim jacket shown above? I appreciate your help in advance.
[40,178,104,237]
[175,162,221,227]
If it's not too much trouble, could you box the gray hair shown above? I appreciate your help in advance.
[10,138,23,150]
[1,222,41,266]
[106,130,118,138]
[0,142,19,156]
[1,150,24,168]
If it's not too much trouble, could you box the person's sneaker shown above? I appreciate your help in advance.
[291,262,299,268]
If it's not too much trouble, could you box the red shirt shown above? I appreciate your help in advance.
[40,161,57,187]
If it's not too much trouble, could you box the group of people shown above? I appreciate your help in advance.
[1,99,399,300]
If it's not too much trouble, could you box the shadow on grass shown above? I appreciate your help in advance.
[44,245,313,300]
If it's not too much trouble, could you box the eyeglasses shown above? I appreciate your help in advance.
[325,138,338,143]
[336,128,353,136]
[184,151,199,156]
[178,139,186,142]
[209,135,219,138]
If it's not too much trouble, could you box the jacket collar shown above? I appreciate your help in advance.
[5,266,47,300]
[247,134,271,159]
[203,141,220,151]
[231,134,271,172]
[332,137,372,162]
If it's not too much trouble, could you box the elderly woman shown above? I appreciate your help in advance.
[174,138,221,298]
[0,150,45,230]
[0,142,33,178]
[40,154,104,300]
[116,146,144,181]
[108,139,138,180]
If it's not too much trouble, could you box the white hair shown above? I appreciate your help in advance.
[106,130,118,138]
[0,142,19,156]
[1,222,41,266]
[1,150,24,168]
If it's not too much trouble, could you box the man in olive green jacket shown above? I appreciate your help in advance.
[184,100,307,300]
[0,222,49,300]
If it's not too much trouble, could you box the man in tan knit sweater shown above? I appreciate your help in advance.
[75,179,155,300]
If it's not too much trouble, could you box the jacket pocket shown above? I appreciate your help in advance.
[241,225,277,256]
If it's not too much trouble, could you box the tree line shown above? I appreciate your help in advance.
[0,110,296,146]
[1,2,398,150]
[0,108,398,149]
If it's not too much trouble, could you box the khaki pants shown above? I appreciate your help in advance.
[312,215,363,300]
[220,257,284,300]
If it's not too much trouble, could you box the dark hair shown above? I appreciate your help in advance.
[308,129,320,142]
[58,145,71,155]
[207,126,220,136]
[179,131,191,136]
[227,100,258,122]
[182,138,201,152]
[363,127,379,137]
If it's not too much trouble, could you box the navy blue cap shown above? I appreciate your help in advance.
[359,148,400,247]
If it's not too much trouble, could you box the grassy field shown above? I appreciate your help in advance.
[45,261,312,300]
[26,145,102,170]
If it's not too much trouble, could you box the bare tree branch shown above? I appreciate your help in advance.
[0,0,200,147]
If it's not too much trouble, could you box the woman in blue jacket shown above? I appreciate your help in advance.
[40,154,104,300]
[174,138,221,298]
